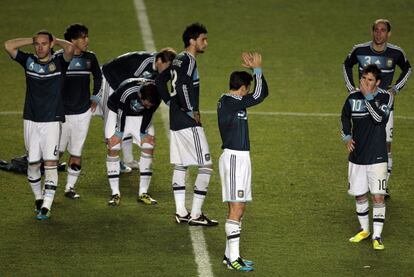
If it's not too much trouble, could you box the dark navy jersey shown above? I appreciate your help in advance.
[107,78,160,135]
[57,50,102,115]
[101,51,156,90]
[343,42,411,93]
[217,70,268,151]
[168,51,201,131]
[340,89,393,165]
[13,50,69,122]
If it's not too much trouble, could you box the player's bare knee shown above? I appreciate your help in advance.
[142,149,154,155]
[371,194,385,204]
[355,194,368,202]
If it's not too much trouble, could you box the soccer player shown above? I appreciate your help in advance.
[217,52,268,271]
[4,30,74,220]
[341,64,393,250]
[98,48,176,173]
[105,78,160,206]
[157,22,217,226]
[343,19,411,196]
[58,23,102,199]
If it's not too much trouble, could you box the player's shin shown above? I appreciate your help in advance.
[190,167,212,218]
[356,198,370,232]
[225,219,241,262]
[372,202,386,239]
[66,163,81,191]
[27,163,42,200]
[42,165,58,210]
[106,155,120,195]
[138,152,153,195]
[172,165,187,216]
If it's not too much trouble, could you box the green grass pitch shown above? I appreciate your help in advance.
[1,0,413,276]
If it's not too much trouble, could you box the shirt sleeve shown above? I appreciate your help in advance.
[340,97,352,141]
[343,47,359,92]
[155,67,172,105]
[13,50,30,68]
[91,54,103,97]
[172,55,195,112]
[393,51,412,92]
[364,92,393,124]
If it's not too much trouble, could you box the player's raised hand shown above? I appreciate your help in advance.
[242,52,262,69]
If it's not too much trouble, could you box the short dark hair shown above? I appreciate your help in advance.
[34,30,53,42]
[64,23,88,41]
[229,71,253,90]
[362,64,382,81]
[140,82,161,106]
[182,23,207,48]
[372,19,391,32]
[155,47,176,63]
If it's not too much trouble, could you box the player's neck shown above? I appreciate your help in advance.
[185,47,197,58]
[38,54,52,63]
[372,42,386,53]
[74,48,82,55]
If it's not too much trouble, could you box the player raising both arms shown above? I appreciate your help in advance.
[4,30,74,220]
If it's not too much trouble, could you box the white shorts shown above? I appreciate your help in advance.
[105,110,155,150]
[24,120,61,164]
[59,109,92,157]
[348,162,387,196]
[93,74,114,120]
[385,110,393,143]
[219,149,252,202]
[170,127,212,166]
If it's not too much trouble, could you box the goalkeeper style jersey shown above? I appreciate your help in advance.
[217,69,268,151]
[340,89,393,165]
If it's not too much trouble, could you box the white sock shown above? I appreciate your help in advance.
[66,166,81,191]
[356,198,370,232]
[225,218,242,259]
[122,137,134,163]
[106,155,120,195]
[42,166,58,210]
[27,163,43,200]
[225,219,241,262]
[190,167,212,219]
[138,152,153,195]
[172,165,187,216]
[386,152,392,184]
[373,203,386,239]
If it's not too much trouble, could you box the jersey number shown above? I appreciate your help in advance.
[378,179,386,191]
[351,99,363,111]
[170,69,178,97]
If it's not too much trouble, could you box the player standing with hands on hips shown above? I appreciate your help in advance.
[217,52,268,271]
[341,64,393,250]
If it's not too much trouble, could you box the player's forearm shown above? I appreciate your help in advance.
[4,38,32,58]
[394,66,412,92]
[343,64,355,92]
[54,38,74,62]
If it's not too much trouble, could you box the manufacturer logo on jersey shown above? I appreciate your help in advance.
[386,58,393,68]
[75,62,81,67]
[237,190,244,198]
[48,63,56,72]
[237,111,247,119]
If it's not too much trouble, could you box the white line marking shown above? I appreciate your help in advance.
[2,110,414,120]
[133,1,214,277]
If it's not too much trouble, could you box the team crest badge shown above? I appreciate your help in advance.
[49,63,56,72]
[205,154,210,161]
[86,60,91,69]
[386,58,393,68]
[238,190,244,198]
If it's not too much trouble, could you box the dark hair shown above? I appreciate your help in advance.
[182,23,207,48]
[64,23,88,41]
[229,71,253,90]
[362,64,382,81]
[372,19,391,32]
[140,83,161,106]
[155,47,176,63]
[34,30,53,42]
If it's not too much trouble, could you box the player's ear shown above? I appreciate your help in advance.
[387,31,392,39]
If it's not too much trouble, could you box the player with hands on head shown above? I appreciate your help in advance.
[4,30,74,220]
[218,52,268,271]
